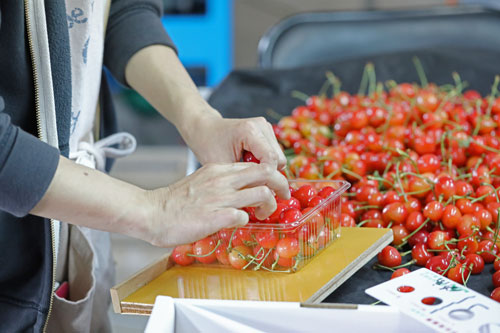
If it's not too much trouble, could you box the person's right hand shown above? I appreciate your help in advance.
[143,162,290,247]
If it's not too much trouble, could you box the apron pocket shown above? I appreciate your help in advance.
[46,225,100,333]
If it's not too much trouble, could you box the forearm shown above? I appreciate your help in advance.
[124,45,218,142]
[31,156,150,240]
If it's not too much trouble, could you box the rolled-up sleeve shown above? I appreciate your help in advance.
[104,0,177,87]
[0,113,59,217]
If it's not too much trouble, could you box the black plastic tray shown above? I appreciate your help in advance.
[258,5,500,69]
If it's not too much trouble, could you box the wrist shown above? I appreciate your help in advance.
[118,187,154,243]
[176,103,222,146]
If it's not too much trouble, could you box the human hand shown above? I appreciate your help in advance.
[182,111,287,170]
[143,162,289,247]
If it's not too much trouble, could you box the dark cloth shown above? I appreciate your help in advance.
[208,48,500,302]
[0,0,175,331]
[105,0,178,87]
[209,48,500,120]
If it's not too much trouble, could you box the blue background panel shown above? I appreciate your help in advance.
[162,0,233,86]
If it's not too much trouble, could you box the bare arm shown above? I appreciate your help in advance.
[31,156,288,247]
[31,156,150,240]
[125,45,288,169]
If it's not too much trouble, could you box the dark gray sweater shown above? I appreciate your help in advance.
[0,0,175,330]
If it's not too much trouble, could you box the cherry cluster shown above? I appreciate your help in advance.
[272,65,500,302]
[171,156,343,273]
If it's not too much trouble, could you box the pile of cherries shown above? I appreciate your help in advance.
[171,152,341,272]
[271,67,500,302]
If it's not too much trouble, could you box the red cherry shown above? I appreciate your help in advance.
[391,225,409,246]
[391,268,411,279]
[417,154,440,173]
[435,176,456,200]
[427,231,449,251]
[447,263,471,285]
[425,256,450,275]
[408,230,430,247]
[382,202,408,225]
[192,237,218,264]
[423,201,444,221]
[377,246,402,267]
[243,151,260,163]
[255,229,279,249]
[477,240,499,263]
[279,208,303,226]
[340,214,356,227]
[276,237,300,258]
[442,205,462,229]
[172,244,195,266]
[293,185,318,208]
[463,254,485,274]
[412,244,433,266]
[269,203,288,224]
[228,245,252,270]
[405,211,425,232]
[318,186,336,199]
[491,287,500,302]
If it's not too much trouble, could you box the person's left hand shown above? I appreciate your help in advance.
[182,110,287,171]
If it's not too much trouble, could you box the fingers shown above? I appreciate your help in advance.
[242,117,286,170]
[265,121,287,170]
[228,186,277,220]
[229,163,290,200]
[212,208,249,229]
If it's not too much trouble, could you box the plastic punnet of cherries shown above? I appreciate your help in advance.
[171,159,346,273]
[271,61,500,302]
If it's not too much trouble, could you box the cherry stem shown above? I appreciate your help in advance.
[412,57,428,88]
[187,240,222,258]
[354,205,381,211]
[291,90,309,102]
[469,139,500,154]
[472,100,483,137]
[400,172,435,185]
[395,161,408,202]
[486,75,500,117]
[242,247,264,270]
[395,148,420,174]
[356,219,372,227]
[373,259,416,272]
[341,167,363,181]
[358,63,370,96]
[318,79,331,97]
[480,183,500,203]
[452,72,464,95]
[253,248,273,271]
[271,253,280,270]
[227,228,238,250]
[367,63,376,96]
[259,266,291,273]
[492,208,500,249]
[265,108,283,121]
[325,71,341,97]
[463,266,471,286]
[325,169,340,180]
[396,218,431,249]
[400,249,412,256]
[471,186,500,203]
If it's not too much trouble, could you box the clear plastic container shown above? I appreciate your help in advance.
[174,180,350,273]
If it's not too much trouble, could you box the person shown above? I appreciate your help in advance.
[0,0,289,331]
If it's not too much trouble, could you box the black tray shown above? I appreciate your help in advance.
[258,5,500,69]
